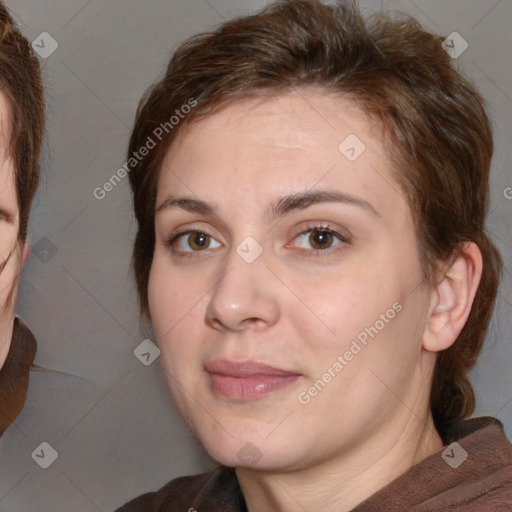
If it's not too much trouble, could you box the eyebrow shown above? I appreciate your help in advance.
[155,188,380,221]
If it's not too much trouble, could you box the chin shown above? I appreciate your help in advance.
[195,424,302,471]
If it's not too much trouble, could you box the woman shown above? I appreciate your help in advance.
[0,2,45,437]
[116,0,511,510]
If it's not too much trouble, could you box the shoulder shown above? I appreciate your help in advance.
[114,466,242,512]
[114,471,215,512]
[439,416,512,508]
[0,316,37,436]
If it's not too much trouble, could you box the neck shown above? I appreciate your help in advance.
[236,412,443,512]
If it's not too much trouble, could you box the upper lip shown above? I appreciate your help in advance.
[205,359,300,378]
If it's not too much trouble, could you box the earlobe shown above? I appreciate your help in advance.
[423,242,483,353]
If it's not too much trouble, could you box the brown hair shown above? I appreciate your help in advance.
[0,1,44,436]
[127,0,502,435]
[0,1,45,309]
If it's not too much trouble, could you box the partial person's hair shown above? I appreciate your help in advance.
[0,1,45,309]
[126,0,502,436]
[0,3,44,237]
[0,1,45,436]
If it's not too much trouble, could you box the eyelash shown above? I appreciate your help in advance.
[164,222,350,259]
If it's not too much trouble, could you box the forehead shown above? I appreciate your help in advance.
[158,88,406,220]
[169,88,382,156]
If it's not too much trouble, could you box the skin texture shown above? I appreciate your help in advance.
[0,91,35,437]
[0,91,23,370]
[148,87,482,512]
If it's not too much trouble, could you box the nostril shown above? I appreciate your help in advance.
[208,317,224,330]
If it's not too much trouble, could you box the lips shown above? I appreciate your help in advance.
[205,360,302,400]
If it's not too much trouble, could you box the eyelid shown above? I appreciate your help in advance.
[165,224,219,245]
[290,221,351,242]
[286,222,350,256]
[164,221,351,257]
[163,224,220,258]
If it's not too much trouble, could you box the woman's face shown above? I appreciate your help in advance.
[149,88,436,471]
[0,92,22,369]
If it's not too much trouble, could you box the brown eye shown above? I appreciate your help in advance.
[166,230,221,254]
[294,225,347,254]
[290,225,350,256]
[187,232,210,250]
[307,229,335,250]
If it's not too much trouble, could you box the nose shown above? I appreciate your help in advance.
[205,240,280,332]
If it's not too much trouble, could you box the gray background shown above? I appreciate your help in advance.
[0,0,510,511]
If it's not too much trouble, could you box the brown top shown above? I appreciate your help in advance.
[0,316,37,437]
[115,416,512,511]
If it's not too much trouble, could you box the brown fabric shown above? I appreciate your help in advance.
[351,416,512,511]
[0,316,37,437]
[115,416,512,511]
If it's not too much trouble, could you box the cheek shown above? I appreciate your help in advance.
[290,250,421,369]
[0,254,20,368]
[288,262,390,349]
[148,258,206,350]
[0,243,22,310]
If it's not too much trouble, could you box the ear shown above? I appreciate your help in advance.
[422,242,483,353]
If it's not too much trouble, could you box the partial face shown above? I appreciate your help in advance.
[149,88,434,471]
[0,92,22,369]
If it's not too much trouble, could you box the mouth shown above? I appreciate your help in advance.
[204,359,302,401]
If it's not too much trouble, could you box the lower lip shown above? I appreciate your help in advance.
[208,373,301,400]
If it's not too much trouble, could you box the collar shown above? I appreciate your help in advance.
[0,316,37,436]
[190,416,512,511]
